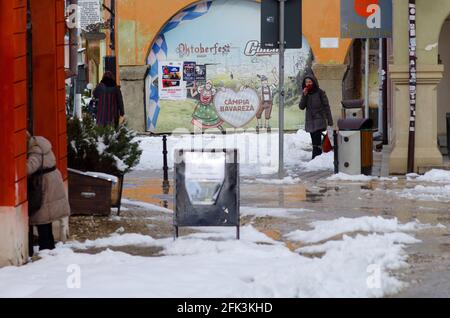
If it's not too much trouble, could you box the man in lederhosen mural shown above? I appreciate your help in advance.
[256,75,276,131]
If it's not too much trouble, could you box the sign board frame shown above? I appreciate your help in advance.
[340,0,393,39]
[174,149,240,239]
[261,0,303,49]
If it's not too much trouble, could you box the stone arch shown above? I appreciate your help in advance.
[143,0,319,65]
[143,0,317,132]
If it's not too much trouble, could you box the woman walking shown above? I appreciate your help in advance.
[299,74,334,160]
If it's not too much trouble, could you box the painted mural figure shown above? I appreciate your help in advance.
[256,74,277,130]
[190,80,224,131]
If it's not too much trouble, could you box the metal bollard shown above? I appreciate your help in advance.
[162,135,170,198]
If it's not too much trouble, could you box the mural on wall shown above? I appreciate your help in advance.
[146,0,313,133]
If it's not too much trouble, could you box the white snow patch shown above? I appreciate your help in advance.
[245,176,302,185]
[84,172,118,183]
[0,224,423,298]
[240,206,314,218]
[65,233,157,250]
[414,169,450,183]
[121,199,173,214]
[327,173,376,182]
[398,185,450,202]
[300,152,334,172]
[327,173,398,182]
[135,130,319,176]
[285,216,431,244]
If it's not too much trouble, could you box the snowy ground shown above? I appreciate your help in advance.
[2,132,450,298]
[135,131,334,176]
[0,217,434,298]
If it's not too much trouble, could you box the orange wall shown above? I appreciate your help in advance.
[31,0,68,180]
[303,0,352,64]
[0,0,27,207]
[0,0,67,208]
[118,0,352,66]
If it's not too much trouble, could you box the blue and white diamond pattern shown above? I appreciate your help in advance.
[145,1,212,132]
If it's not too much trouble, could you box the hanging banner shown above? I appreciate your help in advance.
[341,0,393,39]
[159,61,187,100]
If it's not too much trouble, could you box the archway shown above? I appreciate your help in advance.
[437,15,450,157]
[144,0,314,133]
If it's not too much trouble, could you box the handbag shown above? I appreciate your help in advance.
[27,153,44,216]
[322,131,333,153]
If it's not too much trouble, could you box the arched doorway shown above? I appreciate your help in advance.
[144,0,313,133]
[438,15,450,157]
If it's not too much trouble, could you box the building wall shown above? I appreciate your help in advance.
[117,0,352,66]
[0,0,29,267]
[437,18,450,136]
[117,0,352,132]
[0,0,68,267]
[31,0,68,179]
[389,0,450,173]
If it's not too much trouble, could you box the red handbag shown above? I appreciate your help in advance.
[322,132,333,153]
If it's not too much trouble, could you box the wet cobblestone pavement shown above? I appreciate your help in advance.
[68,167,450,297]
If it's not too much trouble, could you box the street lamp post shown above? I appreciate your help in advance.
[278,0,286,179]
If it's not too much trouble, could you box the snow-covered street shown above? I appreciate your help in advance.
[1,132,450,298]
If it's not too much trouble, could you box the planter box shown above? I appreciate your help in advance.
[68,169,113,216]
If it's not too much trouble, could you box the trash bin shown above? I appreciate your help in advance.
[341,99,364,119]
[447,113,450,158]
[335,118,374,175]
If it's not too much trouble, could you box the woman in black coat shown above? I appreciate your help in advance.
[299,74,334,160]
[93,71,125,127]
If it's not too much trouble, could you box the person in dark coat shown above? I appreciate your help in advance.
[299,74,334,160]
[93,71,125,127]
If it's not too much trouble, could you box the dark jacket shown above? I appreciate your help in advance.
[93,80,125,127]
[299,75,334,133]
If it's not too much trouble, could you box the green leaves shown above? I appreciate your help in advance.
[67,114,143,175]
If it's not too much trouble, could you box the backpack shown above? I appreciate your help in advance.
[27,152,44,216]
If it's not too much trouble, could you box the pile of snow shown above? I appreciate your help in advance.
[66,233,157,250]
[240,206,313,218]
[411,169,450,183]
[398,185,450,202]
[327,173,399,182]
[300,152,334,172]
[327,173,376,182]
[84,172,119,184]
[135,130,316,176]
[121,199,173,214]
[0,221,427,298]
[285,216,430,244]
[245,176,302,185]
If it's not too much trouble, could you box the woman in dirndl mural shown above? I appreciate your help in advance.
[190,80,224,131]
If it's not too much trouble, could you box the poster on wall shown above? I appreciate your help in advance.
[159,62,187,100]
[146,0,312,133]
[78,0,102,31]
[195,65,207,82]
[183,61,197,83]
